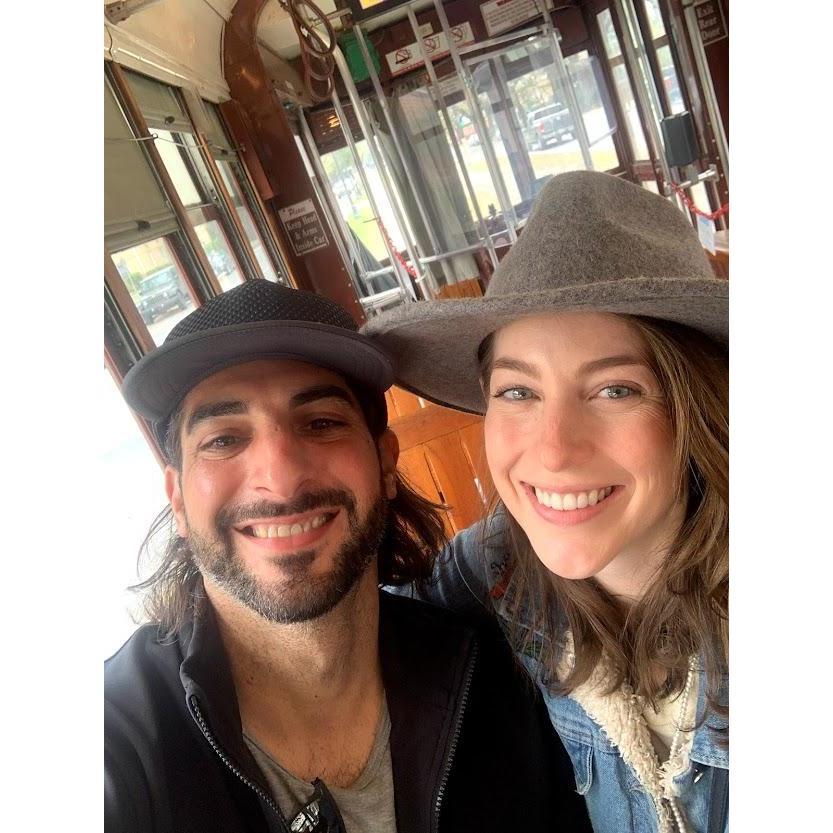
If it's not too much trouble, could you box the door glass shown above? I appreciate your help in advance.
[112,237,196,344]
[564,51,618,171]
[465,37,619,225]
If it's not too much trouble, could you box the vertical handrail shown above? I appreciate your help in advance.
[353,23,443,256]
[297,112,373,308]
[429,0,519,243]
[329,91,417,301]
[332,45,425,298]
[401,6,499,267]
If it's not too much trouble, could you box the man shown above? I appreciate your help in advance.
[106,279,590,833]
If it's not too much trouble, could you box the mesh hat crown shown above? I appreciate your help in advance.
[363,170,728,414]
[122,280,393,445]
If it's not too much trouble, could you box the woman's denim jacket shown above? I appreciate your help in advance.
[392,514,728,833]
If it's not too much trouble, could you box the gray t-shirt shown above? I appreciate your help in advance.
[244,700,397,833]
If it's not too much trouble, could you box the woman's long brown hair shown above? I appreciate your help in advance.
[480,316,728,734]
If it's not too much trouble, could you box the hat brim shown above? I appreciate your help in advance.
[122,320,394,426]
[364,277,728,414]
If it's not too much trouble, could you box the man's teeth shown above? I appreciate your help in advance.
[249,514,329,538]
[534,486,614,511]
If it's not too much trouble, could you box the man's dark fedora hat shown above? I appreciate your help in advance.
[363,170,729,414]
[122,280,394,447]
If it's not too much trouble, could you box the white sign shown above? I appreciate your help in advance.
[697,215,716,255]
[481,0,553,38]
[278,199,329,257]
[385,22,475,77]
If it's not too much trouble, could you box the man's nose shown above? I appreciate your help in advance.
[248,429,312,498]
[536,401,592,472]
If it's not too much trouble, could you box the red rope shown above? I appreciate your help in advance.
[670,181,729,221]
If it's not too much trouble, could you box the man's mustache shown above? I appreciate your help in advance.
[215,489,357,530]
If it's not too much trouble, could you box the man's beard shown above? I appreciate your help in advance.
[185,487,388,624]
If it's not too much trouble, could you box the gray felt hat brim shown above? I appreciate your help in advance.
[123,320,393,424]
[365,277,727,414]
[363,171,728,415]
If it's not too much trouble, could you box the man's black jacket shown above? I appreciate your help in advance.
[105,590,591,833]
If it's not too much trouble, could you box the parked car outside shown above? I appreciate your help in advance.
[526,103,575,150]
[136,266,190,323]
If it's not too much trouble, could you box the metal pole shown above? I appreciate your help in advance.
[298,111,375,308]
[401,6,499,268]
[682,2,729,188]
[332,45,427,298]
[354,23,443,256]
[611,0,678,203]
[429,0,519,243]
[329,92,417,301]
[536,4,595,170]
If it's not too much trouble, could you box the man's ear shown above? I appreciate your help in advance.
[377,429,399,500]
[164,466,189,537]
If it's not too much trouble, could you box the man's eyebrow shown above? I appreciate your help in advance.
[578,355,646,375]
[289,385,357,410]
[185,401,247,435]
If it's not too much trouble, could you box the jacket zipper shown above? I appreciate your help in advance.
[432,642,478,833]
[189,696,290,833]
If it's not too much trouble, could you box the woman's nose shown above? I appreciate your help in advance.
[536,403,591,471]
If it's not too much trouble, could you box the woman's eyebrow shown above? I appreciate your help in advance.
[491,357,541,378]
[578,355,646,375]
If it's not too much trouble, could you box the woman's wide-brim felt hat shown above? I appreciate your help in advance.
[362,170,728,414]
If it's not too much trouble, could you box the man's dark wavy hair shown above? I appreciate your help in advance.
[133,390,448,637]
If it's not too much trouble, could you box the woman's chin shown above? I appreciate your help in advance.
[533,547,610,581]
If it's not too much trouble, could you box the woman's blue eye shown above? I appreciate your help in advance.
[599,385,636,399]
[494,387,534,401]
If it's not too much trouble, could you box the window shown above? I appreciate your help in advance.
[598,8,650,161]
[217,160,282,283]
[112,237,196,344]
[100,368,168,657]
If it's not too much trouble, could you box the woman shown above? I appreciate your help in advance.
[364,171,728,833]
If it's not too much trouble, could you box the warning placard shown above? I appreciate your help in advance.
[278,199,329,257]
[385,22,475,77]
[481,0,553,38]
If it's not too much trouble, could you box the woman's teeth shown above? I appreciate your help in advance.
[249,514,329,538]
[534,486,614,511]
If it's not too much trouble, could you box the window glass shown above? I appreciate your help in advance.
[194,220,245,292]
[153,130,202,206]
[100,368,167,658]
[597,8,622,57]
[612,64,650,159]
[217,160,280,282]
[599,10,650,161]
[643,0,667,41]
[657,45,685,114]
[321,142,408,264]
[112,237,196,344]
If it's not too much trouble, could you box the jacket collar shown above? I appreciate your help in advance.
[176,586,475,833]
